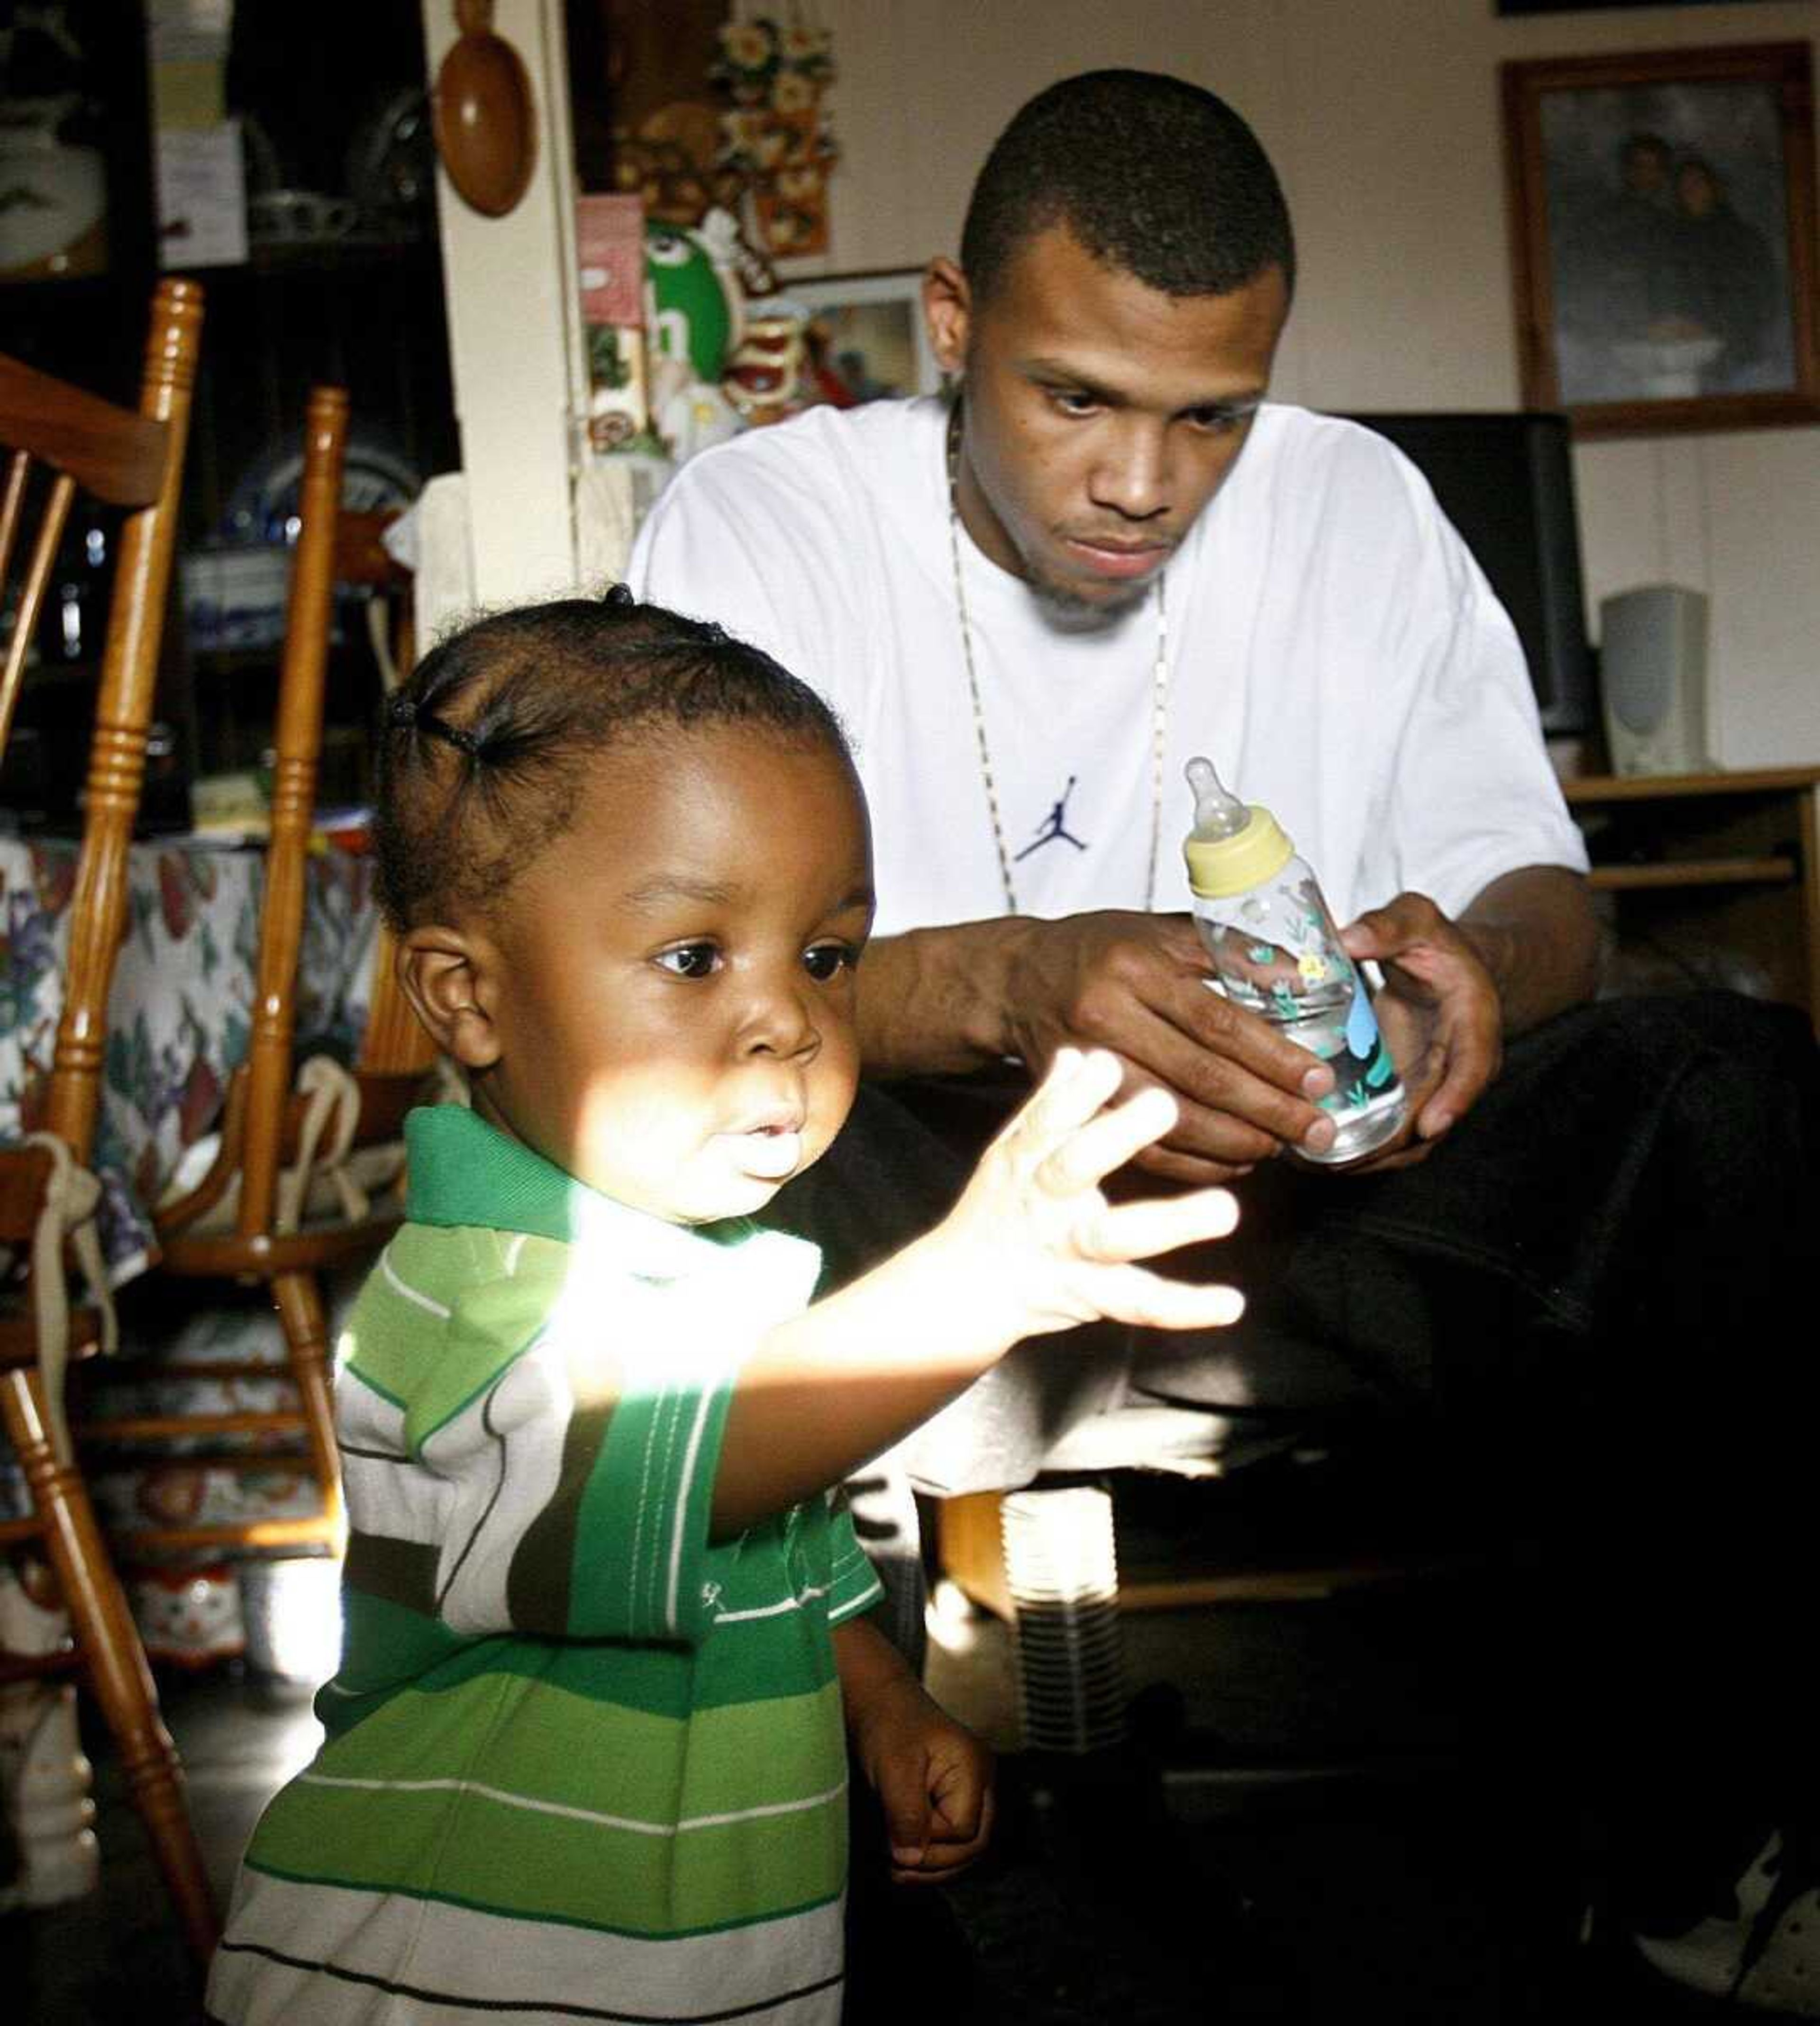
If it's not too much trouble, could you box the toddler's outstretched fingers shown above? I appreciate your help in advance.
[1090,1264,1246,1332]
[1011,1047,1125,1147]
[1081,1186,1239,1263]
[1037,1083,1179,1195]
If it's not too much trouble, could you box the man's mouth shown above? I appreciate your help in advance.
[1059,535,1174,583]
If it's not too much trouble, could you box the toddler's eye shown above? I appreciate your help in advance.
[802,941,856,982]
[656,942,720,979]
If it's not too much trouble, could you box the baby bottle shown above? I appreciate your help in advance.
[1182,756,1407,1166]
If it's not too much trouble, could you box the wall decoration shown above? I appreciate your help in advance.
[571,0,733,224]
[786,269,941,404]
[577,191,649,448]
[712,14,837,259]
[1502,41,1820,435]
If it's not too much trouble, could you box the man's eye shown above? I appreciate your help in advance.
[802,941,856,982]
[656,943,720,978]
[1049,389,1099,417]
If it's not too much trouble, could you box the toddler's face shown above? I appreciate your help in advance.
[475,725,872,1223]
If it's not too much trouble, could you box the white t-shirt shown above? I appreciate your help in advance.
[629,398,1588,936]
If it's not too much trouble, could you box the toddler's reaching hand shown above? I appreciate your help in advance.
[935,1045,1244,1346]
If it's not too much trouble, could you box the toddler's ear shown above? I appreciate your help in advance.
[396,925,502,1071]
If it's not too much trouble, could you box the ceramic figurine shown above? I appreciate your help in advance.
[0,1557,98,1909]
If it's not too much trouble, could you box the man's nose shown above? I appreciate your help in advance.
[1088,421,1172,521]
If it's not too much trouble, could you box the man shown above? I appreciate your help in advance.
[634,70,1819,2016]
[1556,131,1682,402]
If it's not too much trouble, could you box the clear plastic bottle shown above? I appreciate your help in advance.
[1182,755,1406,1166]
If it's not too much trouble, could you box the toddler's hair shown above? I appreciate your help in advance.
[374,587,851,929]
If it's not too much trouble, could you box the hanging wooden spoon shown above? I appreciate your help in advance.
[432,0,537,218]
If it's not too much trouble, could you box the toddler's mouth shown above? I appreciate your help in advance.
[724,1110,806,1181]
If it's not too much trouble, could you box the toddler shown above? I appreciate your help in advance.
[206,590,1242,2025]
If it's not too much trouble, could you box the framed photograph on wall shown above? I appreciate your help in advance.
[1501,41,1820,436]
[786,268,942,405]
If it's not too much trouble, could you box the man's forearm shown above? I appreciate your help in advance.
[855,919,1031,1075]
[1460,866,1602,1036]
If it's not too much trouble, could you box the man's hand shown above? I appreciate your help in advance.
[997,911,1343,1183]
[1339,890,1504,1173]
[856,872,1594,1186]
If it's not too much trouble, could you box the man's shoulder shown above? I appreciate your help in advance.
[1228,403,1442,544]
[1248,402,1423,488]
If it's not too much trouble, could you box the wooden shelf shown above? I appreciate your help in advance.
[1563,766,1820,806]
[1589,856,1796,891]
[1558,766,1819,1030]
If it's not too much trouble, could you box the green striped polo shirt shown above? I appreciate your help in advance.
[209,1105,883,2026]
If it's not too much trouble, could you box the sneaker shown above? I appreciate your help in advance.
[1632,1828,1820,2015]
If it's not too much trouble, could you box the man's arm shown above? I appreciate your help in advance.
[852,867,1600,1185]
[1457,865,1602,1038]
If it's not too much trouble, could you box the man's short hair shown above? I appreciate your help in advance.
[959,70,1295,306]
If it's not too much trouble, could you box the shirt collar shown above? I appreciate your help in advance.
[402,1104,766,1282]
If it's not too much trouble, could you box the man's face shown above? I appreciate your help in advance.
[1624,144,1670,200]
[928,225,1290,616]
[471,727,873,1225]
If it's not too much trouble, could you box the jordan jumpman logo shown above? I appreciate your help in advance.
[1015,776,1090,860]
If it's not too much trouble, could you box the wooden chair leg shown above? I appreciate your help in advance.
[271,1270,343,1542]
[0,1367,220,1968]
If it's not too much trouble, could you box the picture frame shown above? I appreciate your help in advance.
[1496,3,1769,15]
[1500,41,1820,436]
[785,267,942,404]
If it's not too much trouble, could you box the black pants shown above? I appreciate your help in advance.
[771,992,1820,1928]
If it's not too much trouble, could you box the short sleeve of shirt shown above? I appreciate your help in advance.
[418,1227,822,1650]
[1355,444,1589,918]
[824,1498,885,1626]
[410,1272,735,1647]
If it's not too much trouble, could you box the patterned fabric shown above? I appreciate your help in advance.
[209,1105,883,2026]
[0,835,379,1284]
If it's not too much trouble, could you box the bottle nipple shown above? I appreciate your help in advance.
[1185,755,1249,841]
[1182,754,1294,899]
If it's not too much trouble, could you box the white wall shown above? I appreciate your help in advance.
[790,0,1820,767]
[421,0,589,607]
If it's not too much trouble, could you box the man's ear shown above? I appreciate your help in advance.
[396,924,503,1072]
[922,257,971,379]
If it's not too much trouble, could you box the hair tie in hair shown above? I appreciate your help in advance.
[701,620,728,644]
[384,690,418,728]
[604,582,636,610]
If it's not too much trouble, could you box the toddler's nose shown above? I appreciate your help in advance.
[740,979,820,1061]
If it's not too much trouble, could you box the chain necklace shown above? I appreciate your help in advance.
[944,403,1171,915]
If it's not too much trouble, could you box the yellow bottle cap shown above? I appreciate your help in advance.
[1183,806,1294,899]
